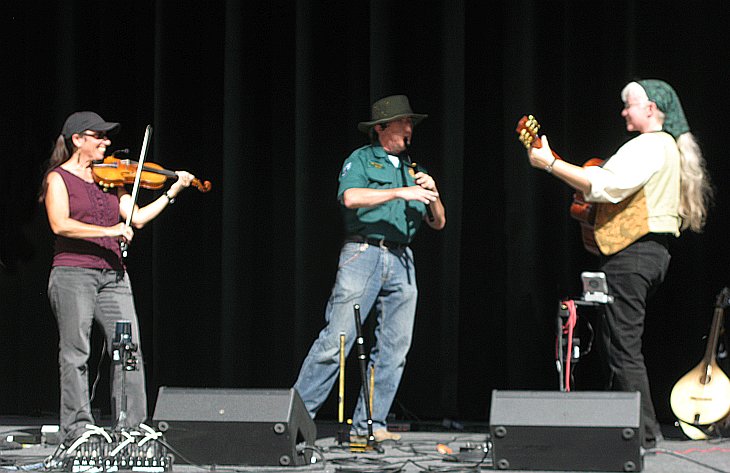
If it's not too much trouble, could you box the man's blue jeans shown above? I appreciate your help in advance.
[294,241,418,434]
[48,266,147,442]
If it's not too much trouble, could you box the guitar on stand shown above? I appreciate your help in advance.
[516,115,604,255]
[670,287,730,439]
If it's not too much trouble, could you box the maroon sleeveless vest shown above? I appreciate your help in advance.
[51,167,124,270]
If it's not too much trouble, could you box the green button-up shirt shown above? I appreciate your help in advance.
[337,144,427,244]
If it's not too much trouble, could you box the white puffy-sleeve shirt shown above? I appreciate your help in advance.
[584,131,681,236]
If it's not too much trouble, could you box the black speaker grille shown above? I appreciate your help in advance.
[151,387,316,466]
[153,388,294,422]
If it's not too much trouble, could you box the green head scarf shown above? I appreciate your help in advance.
[636,79,690,139]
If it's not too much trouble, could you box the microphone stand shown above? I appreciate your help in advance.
[352,304,383,452]
[112,321,138,432]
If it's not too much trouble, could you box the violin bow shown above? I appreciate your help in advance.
[120,125,153,258]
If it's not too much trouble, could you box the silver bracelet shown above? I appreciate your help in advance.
[545,157,557,174]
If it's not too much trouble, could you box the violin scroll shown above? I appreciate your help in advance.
[191,178,212,193]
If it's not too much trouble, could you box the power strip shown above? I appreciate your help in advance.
[61,436,172,473]
[54,425,172,473]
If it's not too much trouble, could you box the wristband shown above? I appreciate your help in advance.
[164,191,176,204]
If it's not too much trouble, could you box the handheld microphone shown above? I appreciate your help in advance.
[402,138,435,222]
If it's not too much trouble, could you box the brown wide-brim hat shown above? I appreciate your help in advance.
[357,95,428,133]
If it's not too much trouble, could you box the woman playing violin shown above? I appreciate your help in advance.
[39,111,195,444]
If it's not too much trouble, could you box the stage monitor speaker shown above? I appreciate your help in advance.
[152,387,316,466]
[489,390,642,472]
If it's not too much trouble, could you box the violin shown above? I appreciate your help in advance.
[91,155,212,193]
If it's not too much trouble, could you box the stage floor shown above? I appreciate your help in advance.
[0,419,728,473]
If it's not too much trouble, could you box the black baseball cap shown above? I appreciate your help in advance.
[61,111,120,139]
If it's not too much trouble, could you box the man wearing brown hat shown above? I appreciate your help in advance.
[294,95,445,443]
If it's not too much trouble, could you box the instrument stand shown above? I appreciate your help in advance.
[556,299,591,392]
[347,304,383,453]
[671,287,730,440]
[335,332,351,445]
[556,272,614,392]
[555,301,571,392]
[112,321,139,432]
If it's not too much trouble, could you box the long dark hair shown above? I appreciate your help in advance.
[38,134,73,203]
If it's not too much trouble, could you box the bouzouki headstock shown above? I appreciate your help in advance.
[516,115,543,149]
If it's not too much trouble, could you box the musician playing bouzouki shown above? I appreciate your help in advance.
[525,79,712,448]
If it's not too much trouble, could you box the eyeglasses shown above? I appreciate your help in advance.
[82,131,110,140]
[623,102,647,110]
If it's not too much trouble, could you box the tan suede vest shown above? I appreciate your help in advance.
[593,188,650,255]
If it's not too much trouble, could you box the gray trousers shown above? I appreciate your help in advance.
[48,266,147,442]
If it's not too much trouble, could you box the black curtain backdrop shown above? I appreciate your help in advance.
[3,0,729,427]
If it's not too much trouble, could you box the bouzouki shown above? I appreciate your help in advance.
[516,115,603,255]
[670,287,730,439]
